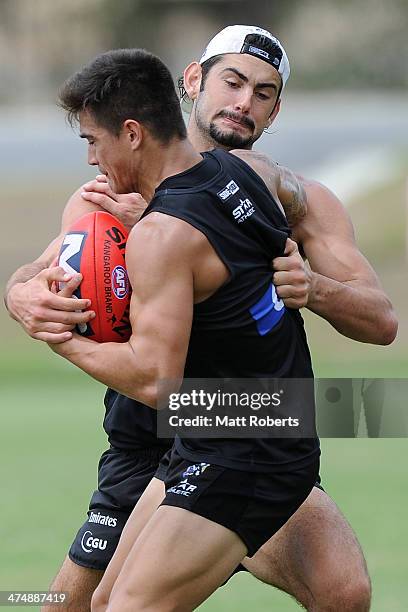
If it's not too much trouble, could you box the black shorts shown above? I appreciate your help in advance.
[154,448,172,481]
[157,448,324,491]
[161,448,320,557]
[69,445,169,570]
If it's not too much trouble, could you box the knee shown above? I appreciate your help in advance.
[316,572,371,612]
[338,574,371,612]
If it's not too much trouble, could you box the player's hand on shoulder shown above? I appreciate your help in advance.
[272,238,311,309]
[81,174,147,230]
[8,267,95,344]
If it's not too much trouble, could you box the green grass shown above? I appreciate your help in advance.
[0,374,107,588]
[1,368,407,610]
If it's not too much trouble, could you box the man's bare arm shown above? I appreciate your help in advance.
[5,182,148,342]
[293,180,398,345]
[228,149,310,309]
[50,214,194,406]
[4,235,62,315]
[228,150,397,344]
[4,187,102,340]
[80,174,147,230]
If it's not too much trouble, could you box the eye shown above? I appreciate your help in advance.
[225,80,240,89]
[256,92,270,101]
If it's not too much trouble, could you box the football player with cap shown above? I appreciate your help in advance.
[6,24,393,612]
[90,26,386,612]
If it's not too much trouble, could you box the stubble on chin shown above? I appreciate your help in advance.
[208,122,254,149]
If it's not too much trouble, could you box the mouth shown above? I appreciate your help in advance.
[218,114,254,133]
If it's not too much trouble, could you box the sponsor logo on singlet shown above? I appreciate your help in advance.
[88,511,118,528]
[233,198,255,223]
[217,180,240,201]
[80,531,108,553]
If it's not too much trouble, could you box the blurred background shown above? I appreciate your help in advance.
[1,0,407,610]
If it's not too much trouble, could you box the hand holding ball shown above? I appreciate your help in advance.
[58,211,131,342]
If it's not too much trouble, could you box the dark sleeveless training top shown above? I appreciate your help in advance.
[104,148,318,472]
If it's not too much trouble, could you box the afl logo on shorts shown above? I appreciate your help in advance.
[112,265,129,299]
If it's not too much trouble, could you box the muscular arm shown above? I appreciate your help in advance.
[228,150,397,343]
[5,179,147,302]
[4,235,62,312]
[229,149,310,309]
[4,187,103,340]
[293,180,398,345]
[50,214,194,406]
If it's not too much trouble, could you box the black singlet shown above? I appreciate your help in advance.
[140,149,320,472]
[103,389,172,450]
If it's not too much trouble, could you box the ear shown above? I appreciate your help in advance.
[266,99,281,128]
[123,119,143,150]
[183,62,202,102]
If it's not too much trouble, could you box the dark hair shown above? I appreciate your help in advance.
[244,33,284,99]
[59,48,187,143]
[178,56,223,109]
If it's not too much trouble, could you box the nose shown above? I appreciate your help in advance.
[87,145,97,166]
[233,87,252,114]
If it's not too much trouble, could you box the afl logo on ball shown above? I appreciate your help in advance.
[112,265,129,299]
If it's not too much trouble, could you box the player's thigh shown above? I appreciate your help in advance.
[92,477,165,611]
[42,555,103,612]
[243,486,368,594]
[109,506,247,612]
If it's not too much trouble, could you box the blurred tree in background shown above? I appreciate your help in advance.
[282,0,408,89]
[96,0,301,60]
[0,0,407,104]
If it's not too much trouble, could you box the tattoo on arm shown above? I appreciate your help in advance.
[279,167,307,226]
[231,149,307,225]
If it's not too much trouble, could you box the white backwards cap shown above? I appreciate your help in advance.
[199,25,290,89]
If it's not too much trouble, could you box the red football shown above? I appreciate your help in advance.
[57,211,132,343]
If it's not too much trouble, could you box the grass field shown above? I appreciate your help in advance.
[1,358,407,611]
[1,171,407,610]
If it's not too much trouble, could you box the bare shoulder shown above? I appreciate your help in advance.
[230,150,307,224]
[230,149,279,177]
[61,185,105,232]
[293,177,354,242]
[298,177,346,212]
[128,211,206,260]
[230,149,281,205]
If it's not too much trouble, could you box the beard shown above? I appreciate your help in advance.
[207,122,257,149]
[195,103,260,150]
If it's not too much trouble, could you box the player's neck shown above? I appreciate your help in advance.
[137,138,203,202]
